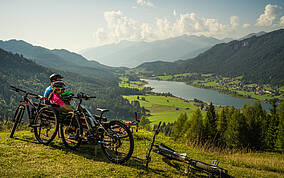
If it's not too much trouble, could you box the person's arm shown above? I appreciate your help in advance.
[61,104,73,111]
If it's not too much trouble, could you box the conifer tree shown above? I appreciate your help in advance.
[217,107,228,145]
[265,99,279,150]
[225,108,247,148]
[203,103,217,143]
[276,101,284,151]
[172,113,188,140]
[185,108,204,144]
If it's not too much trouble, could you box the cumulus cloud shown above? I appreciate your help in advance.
[279,16,284,27]
[136,0,154,7]
[242,24,251,28]
[230,16,239,28]
[255,4,279,26]
[93,10,241,45]
[173,10,177,16]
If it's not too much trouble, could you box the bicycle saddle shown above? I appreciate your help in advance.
[97,108,109,114]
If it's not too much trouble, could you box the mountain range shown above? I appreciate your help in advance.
[0,40,119,82]
[135,29,284,86]
[80,35,225,67]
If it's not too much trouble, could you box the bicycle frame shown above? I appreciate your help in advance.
[146,121,230,177]
[10,86,45,138]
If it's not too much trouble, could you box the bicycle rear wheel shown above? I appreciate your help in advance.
[101,120,134,164]
[10,105,25,138]
[60,113,82,149]
[34,107,59,145]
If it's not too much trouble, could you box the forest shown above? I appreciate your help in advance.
[151,100,284,151]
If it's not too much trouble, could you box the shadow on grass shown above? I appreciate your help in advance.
[9,134,180,177]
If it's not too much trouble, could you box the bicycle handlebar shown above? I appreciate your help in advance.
[73,92,96,100]
[10,85,43,99]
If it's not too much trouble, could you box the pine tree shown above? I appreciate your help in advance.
[171,113,188,140]
[225,108,247,148]
[265,99,279,150]
[276,101,284,151]
[185,108,204,144]
[203,103,217,143]
[217,107,228,146]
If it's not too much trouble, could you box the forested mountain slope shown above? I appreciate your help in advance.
[0,40,118,81]
[135,29,284,86]
[0,48,141,122]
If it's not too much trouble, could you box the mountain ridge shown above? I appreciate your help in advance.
[80,34,224,67]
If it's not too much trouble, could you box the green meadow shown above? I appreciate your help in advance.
[123,95,204,124]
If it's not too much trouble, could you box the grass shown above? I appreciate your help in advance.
[119,77,146,90]
[0,130,283,177]
[123,95,204,124]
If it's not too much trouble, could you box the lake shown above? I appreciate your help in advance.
[143,79,272,110]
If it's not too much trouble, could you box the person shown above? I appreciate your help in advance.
[49,81,73,111]
[43,73,63,105]
[61,91,75,109]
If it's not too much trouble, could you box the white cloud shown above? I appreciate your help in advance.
[230,16,239,29]
[279,16,284,27]
[136,0,154,7]
[242,24,251,28]
[173,10,177,16]
[255,4,279,26]
[93,10,241,45]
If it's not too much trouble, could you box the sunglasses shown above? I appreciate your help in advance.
[55,88,65,92]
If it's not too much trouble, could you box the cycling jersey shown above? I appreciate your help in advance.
[50,93,65,107]
[43,86,52,104]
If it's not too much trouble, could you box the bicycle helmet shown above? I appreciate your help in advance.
[49,73,63,82]
[52,81,65,89]
[61,91,74,103]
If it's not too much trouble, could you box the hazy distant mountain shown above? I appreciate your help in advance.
[238,31,266,41]
[221,37,234,43]
[135,29,284,86]
[0,40,117,81]
[80,35,224,67]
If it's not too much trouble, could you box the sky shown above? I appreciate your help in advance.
[0,0,284,52]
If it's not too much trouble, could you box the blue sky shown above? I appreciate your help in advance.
[0,0,284,52]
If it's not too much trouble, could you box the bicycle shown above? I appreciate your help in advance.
[146,121,232,177]
[59,92,134,164]
[122,112,140,133]
[9,86,59,145]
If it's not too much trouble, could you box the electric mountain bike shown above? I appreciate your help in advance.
[59,92,134,164]
[9,86,59,145]
[146,121,232,177]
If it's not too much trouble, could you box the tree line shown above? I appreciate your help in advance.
[148,100,284,152]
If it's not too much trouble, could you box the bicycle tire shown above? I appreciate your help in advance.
[60,113,82,149]
[10,105,25,138]
[101,120,134,164]
[34,107,59,145]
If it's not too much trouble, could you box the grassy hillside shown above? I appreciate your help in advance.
[0,130,283,177]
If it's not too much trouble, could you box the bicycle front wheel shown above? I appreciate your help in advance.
[60,113,82,149]
[10,105,25,138]
[100,120,134,164]
[34,107,59,145]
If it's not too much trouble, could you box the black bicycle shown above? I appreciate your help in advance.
[146,121,232,177]
[59,92,134,164]
[9,86,59,145]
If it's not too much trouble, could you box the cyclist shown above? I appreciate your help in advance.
[43,73,63,105]
[61,91,75,109]
[49,81,73,111]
